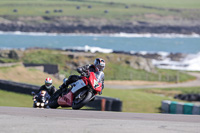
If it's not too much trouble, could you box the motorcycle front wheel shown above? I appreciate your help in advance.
[72,91,92,110]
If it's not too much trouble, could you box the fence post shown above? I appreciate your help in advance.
[166,74,169,81]
[130,73,133,80]
[158,74,161,81]
[146,73,148,80]
[176,71,180,83]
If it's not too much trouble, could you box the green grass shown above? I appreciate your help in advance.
[22,49,69,71]
[0,90,32,107]
[104,62,195,82]
[103,88,174,113]
[103,86,200,113]
[86,0,200,9]
[0,0,199,22]
[0,58,19,63]
[21,49,195,82]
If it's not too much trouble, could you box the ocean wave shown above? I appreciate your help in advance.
[0,31,59,36]
[152,52,200,71]
[0,31,199,38]
[110,33,200,38]
[65,45,113,53]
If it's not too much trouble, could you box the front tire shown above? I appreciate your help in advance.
[72,91,92,110]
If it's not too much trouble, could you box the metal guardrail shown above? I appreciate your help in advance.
[0,79,122,111]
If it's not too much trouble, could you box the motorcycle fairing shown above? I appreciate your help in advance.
[57,91,73,107]
[71,79,86,94]
[88,72,102,92]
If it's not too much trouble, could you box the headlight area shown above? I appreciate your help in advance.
[36,102,40,107]
[40,103,45,107]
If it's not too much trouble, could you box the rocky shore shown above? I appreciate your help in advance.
[1,22,200,34]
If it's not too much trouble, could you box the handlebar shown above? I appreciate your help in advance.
[81,70,90,78]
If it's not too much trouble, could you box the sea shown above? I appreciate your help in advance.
[0,31,200,71]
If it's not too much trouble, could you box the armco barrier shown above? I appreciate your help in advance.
[162,100,200,115]
[0,79,122,111]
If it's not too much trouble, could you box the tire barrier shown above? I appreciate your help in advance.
[0,79,40,95]
[0,79,122,111]
[174,94,200,101]
[161,100,200,115]
[86,96,122,112]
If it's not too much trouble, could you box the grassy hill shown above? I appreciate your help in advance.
[0,64,62,88]
[20,49,195,82]
[0,0,199,27]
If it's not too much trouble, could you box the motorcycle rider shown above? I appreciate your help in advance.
[60,58,105,95]
[36,77,57,97]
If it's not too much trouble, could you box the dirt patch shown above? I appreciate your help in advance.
[144,89,181,97]
[105,80,169,86]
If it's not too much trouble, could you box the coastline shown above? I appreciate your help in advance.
[0,29,200,71]
[1,31,200,38]
[0,23,200,35]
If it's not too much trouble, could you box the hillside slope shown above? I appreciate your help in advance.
[0,65,62,87]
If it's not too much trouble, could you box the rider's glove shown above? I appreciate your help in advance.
[98,91,102,95]
[81,71,90,78]
[81,72,86,77]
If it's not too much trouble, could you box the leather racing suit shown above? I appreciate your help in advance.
[37,85,57,97]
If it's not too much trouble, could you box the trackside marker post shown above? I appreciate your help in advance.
[101,99,106,111]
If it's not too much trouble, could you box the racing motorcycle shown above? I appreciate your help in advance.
[49,71,102,109]
[32,90,50,108]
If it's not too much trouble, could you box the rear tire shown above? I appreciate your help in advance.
[72,91,92,110]
[49,99,59,109]
[49,90,61,109]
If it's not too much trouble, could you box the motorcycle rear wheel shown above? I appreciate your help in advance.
[72,91,92,110]
[49,90,61,109]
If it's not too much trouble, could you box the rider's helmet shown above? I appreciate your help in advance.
[94,58,105,71]
[45,77,53,89]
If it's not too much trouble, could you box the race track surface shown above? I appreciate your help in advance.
[0,106,200,133]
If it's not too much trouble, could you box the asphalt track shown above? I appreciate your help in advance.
[0,106,200,133]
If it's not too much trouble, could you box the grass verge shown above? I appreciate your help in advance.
[0,90,32,107]
[103,87,200,113]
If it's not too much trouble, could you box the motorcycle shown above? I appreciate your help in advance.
[32,90,50,108]
[49,71,102,109]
